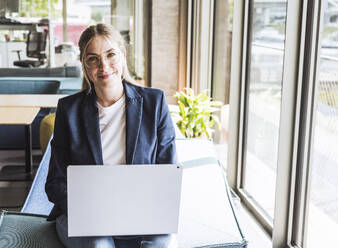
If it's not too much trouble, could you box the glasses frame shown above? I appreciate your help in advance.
[84,49,121,69]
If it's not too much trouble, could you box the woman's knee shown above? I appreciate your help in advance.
[140,234,177,248]
[55,215,115,248]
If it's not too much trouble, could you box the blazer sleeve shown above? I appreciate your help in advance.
[156,92,177,164]
[45,100,69,214]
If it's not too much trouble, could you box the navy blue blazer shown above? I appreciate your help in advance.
[45,81,177,220]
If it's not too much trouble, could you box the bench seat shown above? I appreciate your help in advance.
[0,139,247,247]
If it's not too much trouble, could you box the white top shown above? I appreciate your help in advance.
[97,95,126,165]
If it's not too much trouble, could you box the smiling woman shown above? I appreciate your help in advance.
[84,36,125,106]
[79,24,134,91]
[78,24,135,107]
[45,23,177,248]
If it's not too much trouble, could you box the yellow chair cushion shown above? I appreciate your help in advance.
[40,113,55,154]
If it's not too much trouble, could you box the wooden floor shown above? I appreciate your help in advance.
[0,149,41,212]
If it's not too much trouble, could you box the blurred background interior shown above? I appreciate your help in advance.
[0,0,337,247]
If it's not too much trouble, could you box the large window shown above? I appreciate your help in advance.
[63,0,148,84]
[16,0,149,84]
[49,0,111,67]
[211,0,234,164]
[61,0,111,45]
[243,1,287,219]
[19,0,60,18]
[307,2,338,246]
[229,1,336,246]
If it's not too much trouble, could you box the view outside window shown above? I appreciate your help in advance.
[110,0,147,83]
[19,0,60,18]
[61,0,111,45]
[307,1,338,246]
[64,0,147,84]
[17,0,147,83]
[52,0,111,67]
[17,0,110,66]
[243,0,287,219]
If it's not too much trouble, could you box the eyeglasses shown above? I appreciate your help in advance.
[84,50,120,69]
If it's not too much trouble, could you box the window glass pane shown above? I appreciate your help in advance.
[52,0,111,67]
[111,0,147,84]
[57,0,111,45]
[19,0,60,18]
[211,0,233,166]
[242,1,287,219]
[307,2,338,246]
[54,0,147,84]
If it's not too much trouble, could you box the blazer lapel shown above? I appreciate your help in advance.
[124,81,143,164]
[81,90,103,165]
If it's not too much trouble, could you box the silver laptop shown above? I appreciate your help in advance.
[67,164,183,237]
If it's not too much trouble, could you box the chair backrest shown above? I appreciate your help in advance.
[0,66,82,78]
[0,80,60,94]
[26,30,48,60]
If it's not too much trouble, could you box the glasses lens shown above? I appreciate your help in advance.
[106,52,120,64]
[85,51,120,68]
[85,56,99,68]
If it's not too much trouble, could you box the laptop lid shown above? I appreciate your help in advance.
[67,164,183,237]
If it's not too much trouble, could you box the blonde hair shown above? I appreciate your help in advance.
[78,23,134,91]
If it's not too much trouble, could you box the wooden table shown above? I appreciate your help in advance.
[0,107,40,124]
[0,94,66,181]
[0,94,67,108]
[0,107,40,181]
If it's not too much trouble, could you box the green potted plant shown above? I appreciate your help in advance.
[171,88,222,139]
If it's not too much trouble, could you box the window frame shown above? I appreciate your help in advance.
[188,0,214,93]
[211,0,233,104]
[228,0,323,247]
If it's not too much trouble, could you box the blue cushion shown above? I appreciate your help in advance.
[0,77,82,94]
[21,139,54,215]
[0,79,60,94]
[0,66,81,78]
[0,211,63,248]
[0,67,65,77]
